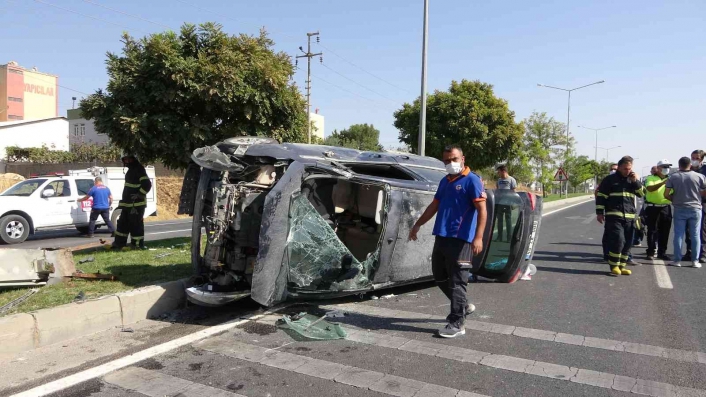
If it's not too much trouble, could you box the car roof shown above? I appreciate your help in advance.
[241,142,445,170]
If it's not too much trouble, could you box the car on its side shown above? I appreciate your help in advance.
[179,137,544,307]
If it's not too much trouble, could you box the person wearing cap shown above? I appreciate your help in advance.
[112,153,152,250]
[664,156,706,268]
[644,160,673,260]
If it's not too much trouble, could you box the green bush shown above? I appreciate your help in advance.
[5,143,121,163]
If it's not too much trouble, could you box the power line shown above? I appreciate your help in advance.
[82,0,172,30]
[31,0,147,34]
[320,63,398,104]
[316,42,413,95]
[310,72,396,113]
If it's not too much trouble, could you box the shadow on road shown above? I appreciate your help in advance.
[549,242,601,247]
[533,250,604,264]
[535,266,608,276]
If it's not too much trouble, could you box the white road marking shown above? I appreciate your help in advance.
[652,259,674,289]
[581,214,596,224]
[542,199,594,217]
[204,331,703,397]
[147,228,192,236]
[104,367,246,397]
[9,309,272,397]
[325,303,705,365]
[198,336,491,397]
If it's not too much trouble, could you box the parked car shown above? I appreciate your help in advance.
[0,167,157,244]
[179,137,544,307]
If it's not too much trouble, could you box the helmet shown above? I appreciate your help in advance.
[656,159,672,167]
[121,152,136,162]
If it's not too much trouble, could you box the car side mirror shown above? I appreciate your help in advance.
[42,188,56,198]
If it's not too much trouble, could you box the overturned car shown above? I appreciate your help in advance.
[178,137,543,307]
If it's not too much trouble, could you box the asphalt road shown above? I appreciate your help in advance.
[6,218,193,249]
[8,199,706,397]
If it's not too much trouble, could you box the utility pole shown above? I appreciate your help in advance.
[296,32,322,144]
[418,0,429,157]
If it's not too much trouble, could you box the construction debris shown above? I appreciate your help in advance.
[277,312,347,341]
[0,248,75,288]
[155,252,173,259]
[78,256,95,264]
[71,272,119,281]
[0,289,39,315]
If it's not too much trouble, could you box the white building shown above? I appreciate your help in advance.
[0,117,69,160]
[310,112,324,140]
[66,109,109,146]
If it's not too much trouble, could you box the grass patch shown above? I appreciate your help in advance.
[0,237,195,317]
[542,192,592,203]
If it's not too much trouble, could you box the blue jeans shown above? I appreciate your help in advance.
[673,207,703,262]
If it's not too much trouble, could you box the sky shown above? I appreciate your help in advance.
[1,0,705,174]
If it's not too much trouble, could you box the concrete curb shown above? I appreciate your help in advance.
[542,195,594,211]
[0,278,189,356]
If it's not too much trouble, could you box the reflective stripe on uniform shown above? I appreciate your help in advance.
[131,236,144,241]
[605,211,636,219]
[139,176,149,181]
[596,205,605,210]
[610,192,636,198]
[114,231,128,237]
[124,183,141,188]
[139,188,147,195]
[118,201,147,208]
[609,252,622,259]
[597,192,609,198]
[608,260,621,266]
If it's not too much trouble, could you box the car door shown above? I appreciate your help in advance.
[73,179,95,224]
[41,180,76,226]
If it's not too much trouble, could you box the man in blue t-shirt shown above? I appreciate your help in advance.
[408,145,488,338]
[78,177,115,238]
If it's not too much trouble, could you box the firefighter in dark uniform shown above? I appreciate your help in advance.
[595,155,645,276]
[112,154,152,250]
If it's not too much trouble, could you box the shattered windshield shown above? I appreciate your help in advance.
[286,193,376,292]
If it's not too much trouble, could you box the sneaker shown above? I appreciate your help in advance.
[700,257,706,264]
[692,262,702,269]
[633,241,642,247]
[82,234,95,238]
[669,262,682,267]
[626,258,641,266]
[657,254,671,261]
[682,254,692,261]
[438,323,466,338]
[646,252,656,259]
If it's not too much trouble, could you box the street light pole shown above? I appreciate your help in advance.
[578,125,617,188]
[596,145,622,161]
[418,0,429,157]
[537,80,605,197]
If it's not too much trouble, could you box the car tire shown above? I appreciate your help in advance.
[75,226,90,235]
[0,214,30,244]
[111,209,122,226]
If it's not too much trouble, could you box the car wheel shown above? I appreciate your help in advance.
[75,226,90,234]
[111,209,122,226]
[0,215,30,244]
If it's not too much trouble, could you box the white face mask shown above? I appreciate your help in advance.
[445,162,463,175]
[661,167,670,175]
[692,160,701,168]
[610,170,617,175]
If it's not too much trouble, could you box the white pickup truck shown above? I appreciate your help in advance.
[0,166,157,244]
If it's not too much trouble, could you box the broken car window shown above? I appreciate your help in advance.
[286,193,377,292]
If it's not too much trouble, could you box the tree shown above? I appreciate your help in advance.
[322,124,382,151]
[522,112,570,197]
[393,80,523,169]
[80,23,308,169]
[566,155,597,189]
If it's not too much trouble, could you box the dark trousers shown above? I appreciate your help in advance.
[113,205,146,247]
[685,206,706,260]
[604,218,635,268]
[645,205,671,256]
[89,209,115,235]
[496,205,512,242]
[432,236,472,325]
